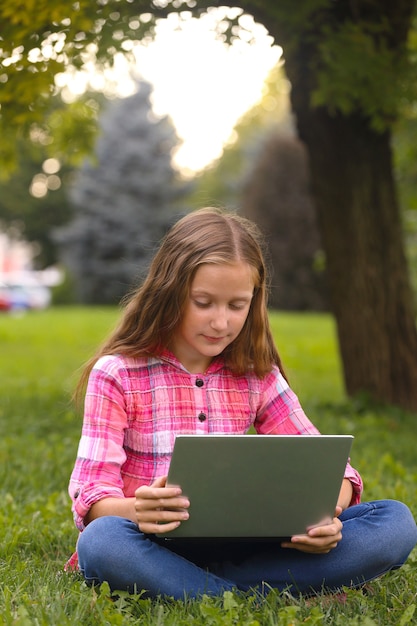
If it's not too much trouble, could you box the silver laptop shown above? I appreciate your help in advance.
[161,434,353,540]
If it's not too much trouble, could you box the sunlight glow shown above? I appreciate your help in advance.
[56,10,282,175]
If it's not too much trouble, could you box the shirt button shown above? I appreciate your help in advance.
[195,378,204,387]
[198,412,207,422]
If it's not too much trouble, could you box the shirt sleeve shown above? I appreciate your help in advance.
[68,356,129,530]
[254,367,363,505]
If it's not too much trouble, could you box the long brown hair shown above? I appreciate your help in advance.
[75,207,287,403]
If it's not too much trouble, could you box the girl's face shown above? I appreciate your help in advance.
[170,262,255,373]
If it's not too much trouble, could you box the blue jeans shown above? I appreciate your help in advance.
[77,500,417,599]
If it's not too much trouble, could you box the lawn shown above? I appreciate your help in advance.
[0,307,416,625]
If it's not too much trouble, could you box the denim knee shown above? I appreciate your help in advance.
[77,516,134,581]
[346,500,417,568]
[381,500,417,562]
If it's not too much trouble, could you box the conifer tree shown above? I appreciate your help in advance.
[55,81,187,304]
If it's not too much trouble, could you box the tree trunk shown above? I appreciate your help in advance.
[253,0,417,411]
[294,108,417,411]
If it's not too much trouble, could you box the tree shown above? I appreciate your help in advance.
[183,0,417,411]
[393,113,417,302]
[187,63,292,211]
[0,136,73,268]
[3,1,417,410]
[257,0,417,412]
[54,81,189,304]
[190,63,327,311]
[241,134,327,311]
[0,0,151,172]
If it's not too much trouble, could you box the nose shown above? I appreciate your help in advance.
[210,307,228,332]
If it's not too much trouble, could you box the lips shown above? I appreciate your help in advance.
[202,335,226,343]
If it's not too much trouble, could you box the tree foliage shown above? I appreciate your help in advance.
[241,134,327,311]
[0,0,156,171]
[0,134,73,268]
[54,81,189,304]
[187,62,292,210]
[3,1,417,150]
[188,63,327,311]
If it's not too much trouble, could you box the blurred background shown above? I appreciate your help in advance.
[1,5,416,311]
[2,1,417,411]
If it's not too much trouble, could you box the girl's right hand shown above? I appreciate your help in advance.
[134,475,190,535]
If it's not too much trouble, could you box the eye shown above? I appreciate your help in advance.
[194,300,211,308]
[229,302,247,311]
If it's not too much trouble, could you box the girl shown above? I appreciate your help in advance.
[68,207,417,599]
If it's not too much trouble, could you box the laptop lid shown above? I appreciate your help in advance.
[161,434,353,540]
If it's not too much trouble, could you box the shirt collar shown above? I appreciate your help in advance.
[159,349,225,375]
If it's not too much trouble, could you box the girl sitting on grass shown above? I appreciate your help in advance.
[68,207,417,599]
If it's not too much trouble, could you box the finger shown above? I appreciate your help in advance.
[135,496,190,533]
[281,524,342,551]
[135,485,185,503]
[281,534,341,553]
[138,506,190,534]
[139,520,183,535]
[304,531,342,546]
[137,505,190,522]
[307,518,342,537]
[138,493,189,507]
[282,541,339,554]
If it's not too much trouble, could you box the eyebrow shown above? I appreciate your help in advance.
[191,290,253,301]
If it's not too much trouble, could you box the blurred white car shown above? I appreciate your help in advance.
[0,280,51,311]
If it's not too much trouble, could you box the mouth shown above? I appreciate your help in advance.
[202,335,226,343]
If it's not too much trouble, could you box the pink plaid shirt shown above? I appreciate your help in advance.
[69,351,362,531]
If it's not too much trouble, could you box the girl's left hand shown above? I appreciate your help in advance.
[281,506,343,554]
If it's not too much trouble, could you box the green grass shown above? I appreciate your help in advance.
[1,306,416,625]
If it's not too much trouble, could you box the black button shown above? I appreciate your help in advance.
[195,378,204,387]
[74,489,80,499]
[198,412,207,422]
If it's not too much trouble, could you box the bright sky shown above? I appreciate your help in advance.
[60,10,282,176]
